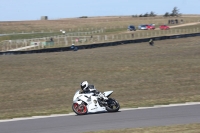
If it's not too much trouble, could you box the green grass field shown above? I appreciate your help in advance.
[0,36,200,119]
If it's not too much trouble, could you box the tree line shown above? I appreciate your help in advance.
[132,7,181,17]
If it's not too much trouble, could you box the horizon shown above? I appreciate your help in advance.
[0,14,200,22]
[0,0,200,21]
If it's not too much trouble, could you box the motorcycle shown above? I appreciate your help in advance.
[72,85,120,115]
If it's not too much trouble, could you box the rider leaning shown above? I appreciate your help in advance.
[80,81,108,100]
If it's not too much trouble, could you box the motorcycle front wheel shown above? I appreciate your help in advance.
[72,102,88,115]
[106,98,120,112]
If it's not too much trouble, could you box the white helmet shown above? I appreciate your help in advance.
[80,81,89,91]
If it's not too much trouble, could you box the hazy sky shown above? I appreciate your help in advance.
[0,0,200,21]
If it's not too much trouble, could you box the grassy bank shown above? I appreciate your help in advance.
[0,37,200,119]
[1,16,200,33]
[0,16,200,39]
[84,123,200,133]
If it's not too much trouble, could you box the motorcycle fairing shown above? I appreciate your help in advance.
[73,90,106,113]
[87,95,106,113]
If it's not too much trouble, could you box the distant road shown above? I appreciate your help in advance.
[0,33,34,37]
[0,32,50,37]
[0,103,200,133]
[0,34,7,36]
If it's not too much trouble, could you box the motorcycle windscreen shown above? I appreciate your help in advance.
[103,91,113,97]
[73,90,81,101]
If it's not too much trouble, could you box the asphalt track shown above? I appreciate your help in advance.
[0,103,200,133]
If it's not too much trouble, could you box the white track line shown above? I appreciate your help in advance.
[8,44,39,51]
[1,102,200,123]
[120,102,200,111]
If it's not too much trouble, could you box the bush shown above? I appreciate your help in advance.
[79,16,88,18]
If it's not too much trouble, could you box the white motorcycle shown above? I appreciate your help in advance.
[72,85,120,115]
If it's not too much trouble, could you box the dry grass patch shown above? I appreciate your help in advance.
[1,16,200,33]
[0,37,200,119]
[84,123,200,133]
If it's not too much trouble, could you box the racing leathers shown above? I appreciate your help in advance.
[81,85,108,100]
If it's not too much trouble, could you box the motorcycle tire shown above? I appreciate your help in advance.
[72,102,88,115]
[105,98,120,112]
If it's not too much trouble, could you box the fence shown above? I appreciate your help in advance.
[0,29,103,51]
[1,32,200,55]
[1,27,199,52]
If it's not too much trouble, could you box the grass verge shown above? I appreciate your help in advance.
[84,123,200,133]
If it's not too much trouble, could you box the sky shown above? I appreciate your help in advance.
[0,0,200,21]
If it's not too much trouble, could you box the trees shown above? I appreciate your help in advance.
[132,14,138,17]
[143,12,149,17]
[164,7,181,17]
[133,11,156,17]
[171,7,181,17]
[139,14,143,17]
[131,7,181,18]
[143,11,156,17]
[163,12,170,17]
[149,11,156,17]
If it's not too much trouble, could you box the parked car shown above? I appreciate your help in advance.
[146,24,155,30]
[160,25,170,30]
[138,25,148,30]
[128,25,136,31]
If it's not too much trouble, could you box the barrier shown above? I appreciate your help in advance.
[0,32,200,55]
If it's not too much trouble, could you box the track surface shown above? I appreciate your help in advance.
[0,104,200,133]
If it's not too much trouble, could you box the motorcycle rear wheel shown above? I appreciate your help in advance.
[106,98,120,112]
[72,103,88,115]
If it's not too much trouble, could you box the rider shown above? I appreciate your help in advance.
[80,81,108,100]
